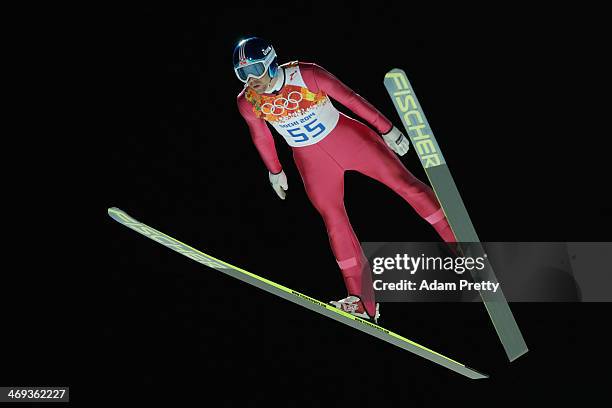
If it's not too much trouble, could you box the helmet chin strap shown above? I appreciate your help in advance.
[264,66,284,94]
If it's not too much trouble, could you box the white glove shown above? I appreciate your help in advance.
[268,170,288,200]
[382,126,410,156]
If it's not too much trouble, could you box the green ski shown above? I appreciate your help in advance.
[108,207,488,379]
[383,69,528,361]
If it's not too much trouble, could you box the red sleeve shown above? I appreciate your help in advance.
[237,91,283,174]
[300,63,393,134]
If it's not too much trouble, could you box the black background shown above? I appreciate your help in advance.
[104,3,609,405]
[8,2,610,406]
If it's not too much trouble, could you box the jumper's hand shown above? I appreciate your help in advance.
[269,170,288,200]
[382,126,410,156]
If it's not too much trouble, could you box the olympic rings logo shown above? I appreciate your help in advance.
[261,91,303,116]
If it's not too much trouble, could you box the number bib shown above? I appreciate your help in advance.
[244,63,340,147]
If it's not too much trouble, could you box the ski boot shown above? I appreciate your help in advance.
[330,295,380,324]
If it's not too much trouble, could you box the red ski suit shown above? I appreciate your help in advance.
[237,62,454,316]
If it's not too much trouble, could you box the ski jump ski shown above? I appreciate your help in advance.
[383,69,528,361]
[108,207,487,379]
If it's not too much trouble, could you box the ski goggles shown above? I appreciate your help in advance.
[234,49,277,83]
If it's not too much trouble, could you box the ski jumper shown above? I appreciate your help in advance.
[237,62,455,316]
